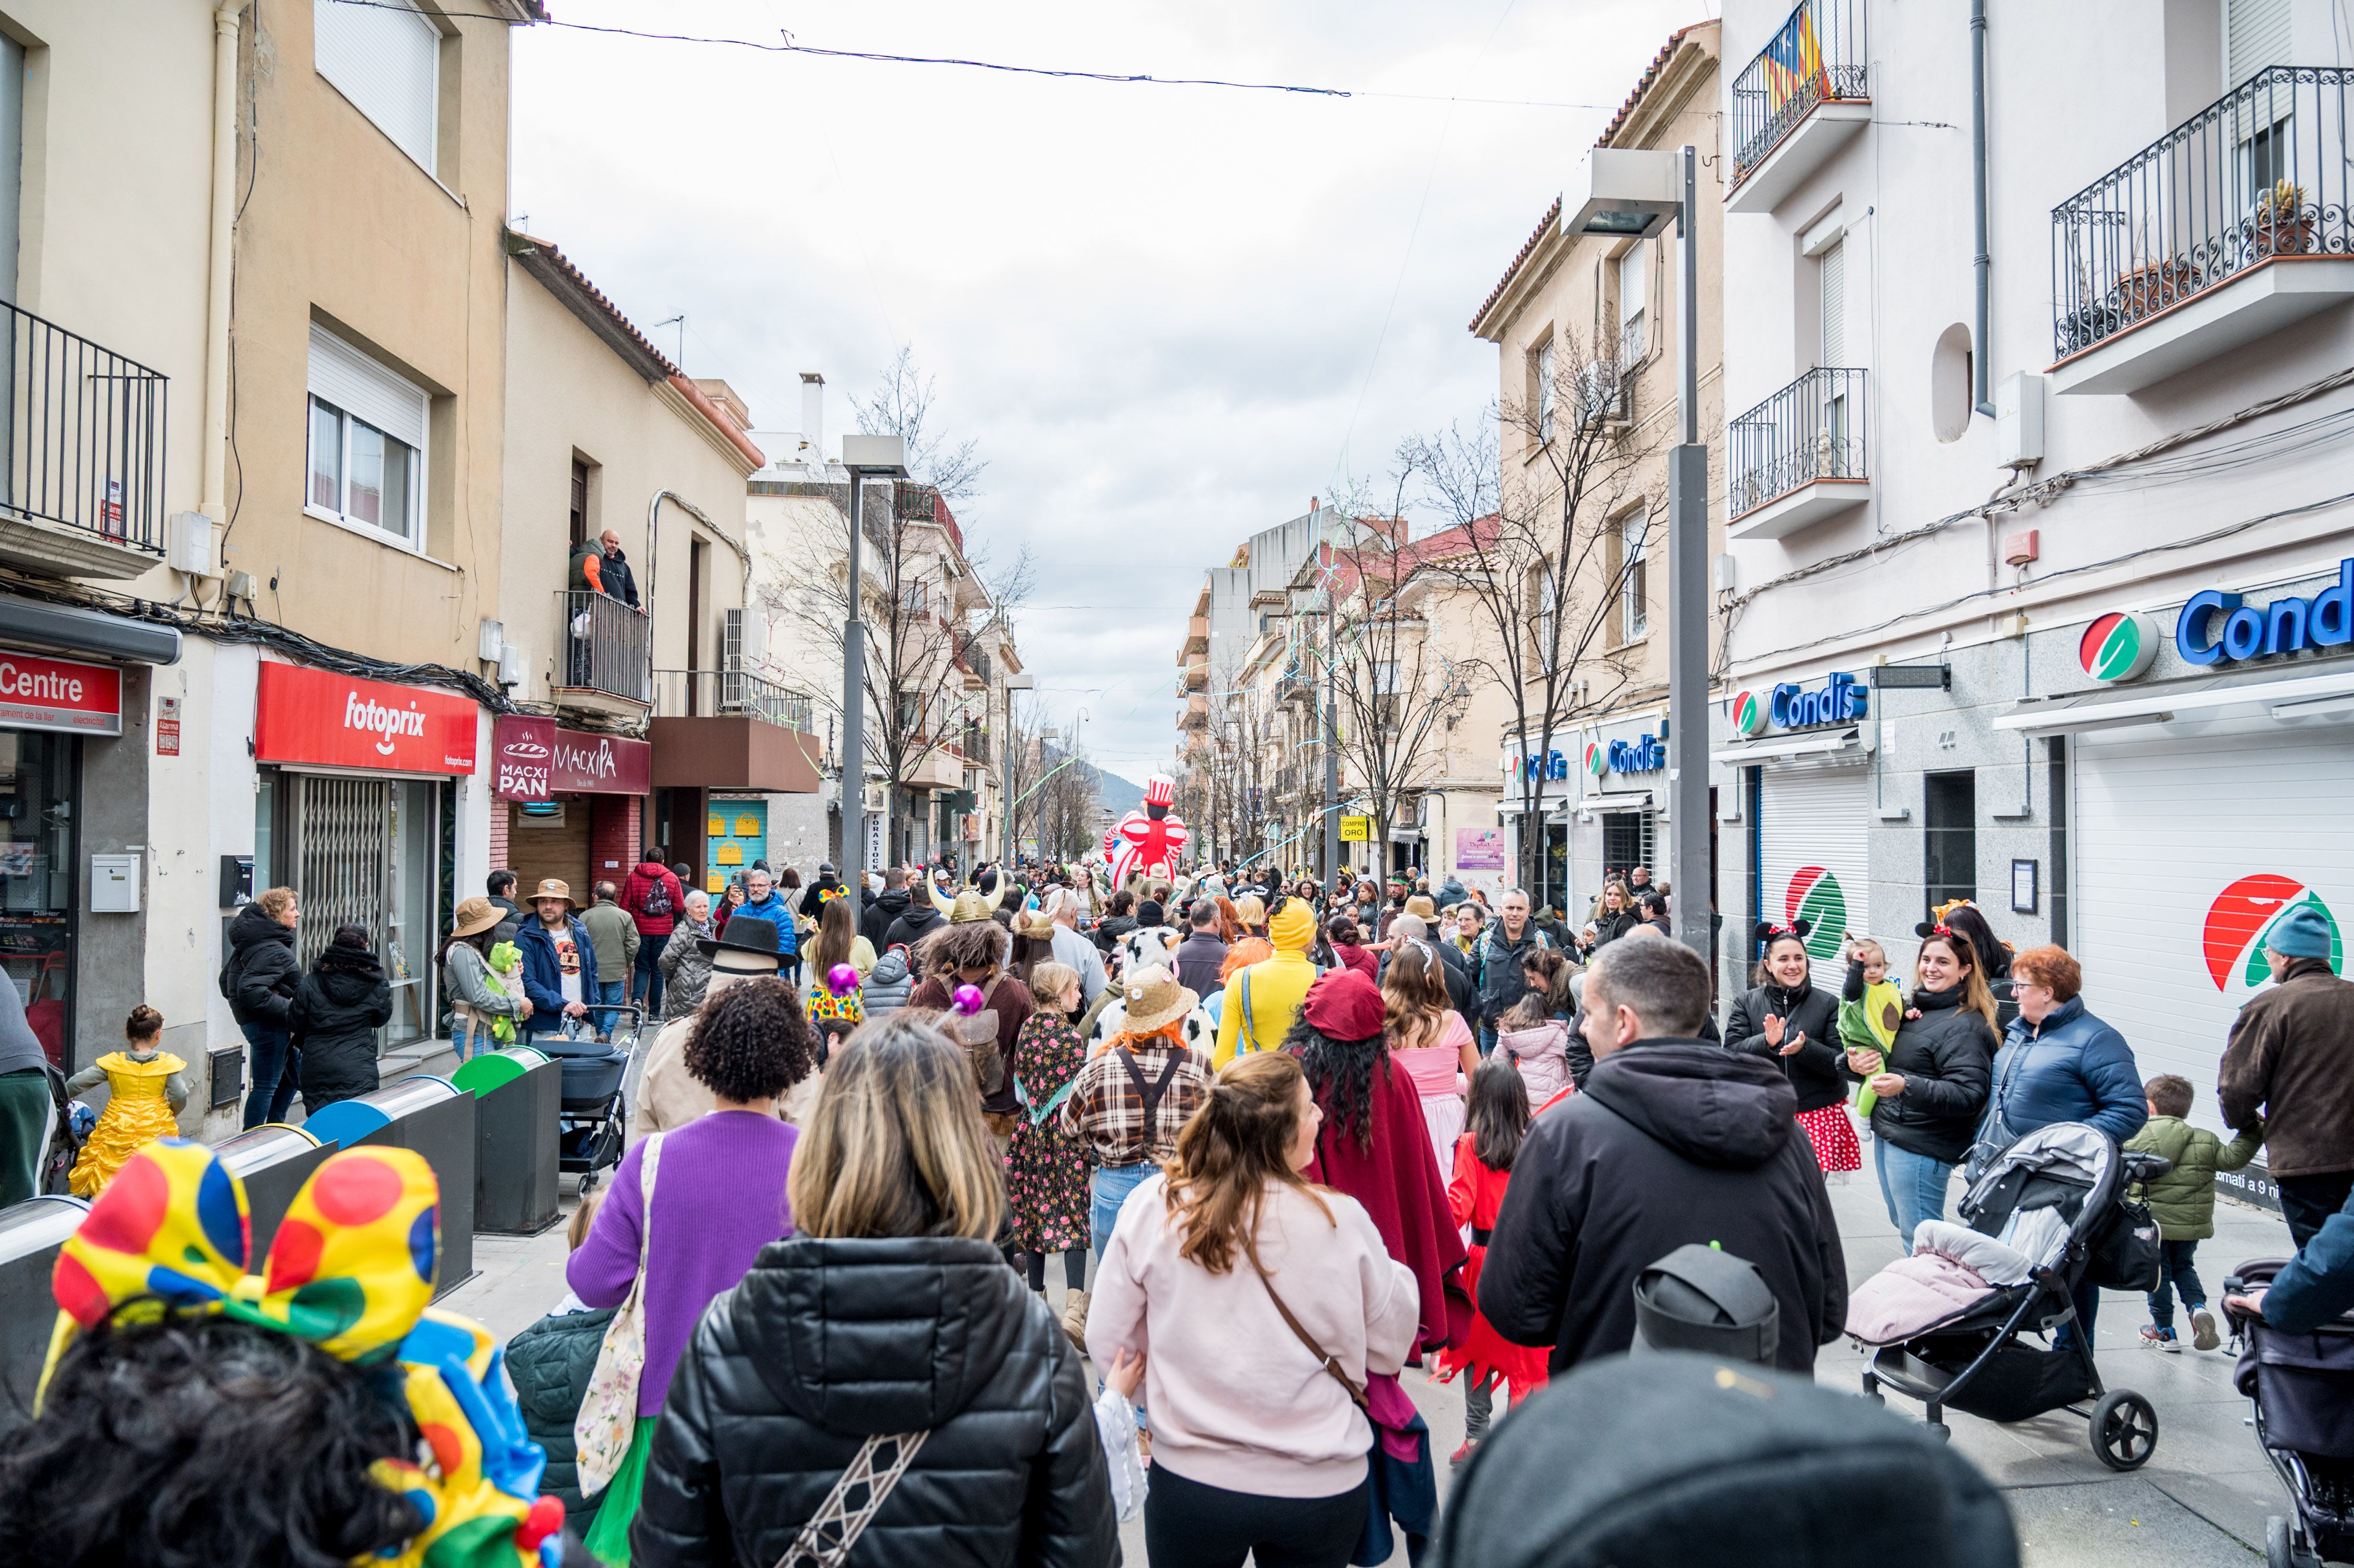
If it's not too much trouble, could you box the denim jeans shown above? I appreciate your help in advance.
[2147,1238,2206,1328]
[632,932,669,1016]
[1477,1023,1497,1059]
[1091,1162,1156,1259]
[591,978,627,1038]
[240,1023,299,1129]
[1873,1138,1954,1249]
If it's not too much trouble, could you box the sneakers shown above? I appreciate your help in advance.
[1060,1288,1090,1352]
[2190,1307,2221,1352]
[1449,1438,1479,1468]
[2138,1323,2181,1352]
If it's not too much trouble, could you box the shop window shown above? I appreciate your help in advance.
[1602,811,1653,881]
[306,324,428,548]
[2047,736,2069,949]
[313,0,442,176]
[0,729,76,1068]
[1924,769,1978,919]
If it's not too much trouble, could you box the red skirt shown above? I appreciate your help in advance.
[1796,1103,1862,1173]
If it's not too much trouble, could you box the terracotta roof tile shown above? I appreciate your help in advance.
[1469,195,1562,335]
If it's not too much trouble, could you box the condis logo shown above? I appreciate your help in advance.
[1731,690,1766,736]
[1784,868,1846,961]
[2202,874,2342,993]
[2078,611,2159,683]
[1581,741,1607,779]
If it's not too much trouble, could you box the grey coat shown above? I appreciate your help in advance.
[659,916,715,1019]
[442,940,528,1021]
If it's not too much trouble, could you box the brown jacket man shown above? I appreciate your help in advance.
[2219,938,2354,1245]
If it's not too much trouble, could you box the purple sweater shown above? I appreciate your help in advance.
[566,1110,798,1415]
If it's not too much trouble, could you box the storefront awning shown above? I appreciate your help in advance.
[1710,725,1872,764]
[1993,663,2354,737]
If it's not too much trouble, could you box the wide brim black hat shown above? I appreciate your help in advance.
[698,914,786,960]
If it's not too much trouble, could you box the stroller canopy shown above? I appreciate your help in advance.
[1960,1121,2119,1269]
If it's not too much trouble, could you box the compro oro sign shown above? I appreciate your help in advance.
[254,664,478,774]
[0,651,123,736]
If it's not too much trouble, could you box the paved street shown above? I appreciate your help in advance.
[446,1149,2304,1566]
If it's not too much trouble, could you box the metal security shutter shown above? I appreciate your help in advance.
[2075,727,2354,1144]
[1820,240,1847,367]
[309,324,428,451]
[2226,0,2292,89]
[290,774,393,969]
[1756,765,1869,988]
[313,0,440,172]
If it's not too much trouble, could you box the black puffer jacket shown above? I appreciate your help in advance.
[1842,985,1996,1165]
[634,1235,1117,1568]
[882,904,946,956]
[288,944,393,1110]
[223,903,300,1027]
[1725,981,1846,1114]
[861,888,912,951]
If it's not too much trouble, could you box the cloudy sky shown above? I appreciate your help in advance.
[510,0,1714,782]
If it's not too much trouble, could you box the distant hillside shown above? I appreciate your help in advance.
[1091,765,1143,820]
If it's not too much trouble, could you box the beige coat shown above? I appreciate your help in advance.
[628,1012,819,1143]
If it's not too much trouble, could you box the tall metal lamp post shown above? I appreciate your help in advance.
[1001,669,1034,861]
[1565,146,1708,959]
[836,433,908,936]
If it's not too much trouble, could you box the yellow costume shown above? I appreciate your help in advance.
[67,1050,186,1197]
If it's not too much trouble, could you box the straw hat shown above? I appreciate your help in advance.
[528,878,575,907]
[451,895,504,939]
[1118,966,1198,1037]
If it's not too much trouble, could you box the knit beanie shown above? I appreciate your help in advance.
[2266,902,2337,961]
[1269,901,1317,953]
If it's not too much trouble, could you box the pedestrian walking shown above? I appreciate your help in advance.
[1437,1057,1550,1468]
[1062,965,1214,1278]
[1289,969,1469,1355]
[222,885,303,1127]
[288,925,394,1114]
[1495,947,1579,1103]
[516,879,595,1039]
[505,1194,620,1536]
[1842,927,1998,1248]
[862,944,917,1019]
[1005,961,1093,1314]
[632,1014,1118,1568]
[1326,916,1378,981]
[439,895,531,1060]
[1212,894,1319,1068]
[1383,940,1480,1181]
[1173,899,1230,995]
[621,851,686,1018]
[0,977,49,1206]
[1480,937,1847,1375]
[655,891,715,1021]
[906,911,1035,1140]
[1471,890,1549,1056]
[1086,1050,1418,1568]
[2126,1073,2264,1352]
[64,1005,189,1197]
[1727,923,1859,1177]
[567,977,813,1564]
[579,882,639,1039]
[803,895,875,1033]
[632,918,795,1140]
[2218,900,2354,1248]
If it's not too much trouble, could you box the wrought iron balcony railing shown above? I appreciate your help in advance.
[2052,67,2354,359]
[556,590,650,703]
[653,667,814,731]
[1728,368,1869,518]
[0,303,168,551]
[1729,0,1868,186]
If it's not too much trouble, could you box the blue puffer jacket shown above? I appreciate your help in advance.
[514,914,596,1035]
[1984,996,2149,1145]
[736,890,799,955]
[2265,1184,2354,1332]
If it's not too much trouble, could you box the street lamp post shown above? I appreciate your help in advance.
[836,433,908,937]
[1002,669,1033,861]
[1567,146,1709,960]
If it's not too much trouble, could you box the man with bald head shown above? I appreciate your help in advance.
[598,528,640,610]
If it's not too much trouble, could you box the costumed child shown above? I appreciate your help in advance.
[1437,1056,1551,1466]
[1837,936,1904,1118]
[64,1004,188,1197]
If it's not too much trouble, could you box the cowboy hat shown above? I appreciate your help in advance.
[451,895,504,940]
[1119,966,1199,1037]
[527,878,576,907]
[697,915,787,962]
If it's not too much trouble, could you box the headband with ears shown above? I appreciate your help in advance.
[1755,919,1813,945]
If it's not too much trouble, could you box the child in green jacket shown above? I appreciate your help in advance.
[2126,1074,2264,1352]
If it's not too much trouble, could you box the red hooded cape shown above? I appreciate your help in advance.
[1303,1051,1471,1351]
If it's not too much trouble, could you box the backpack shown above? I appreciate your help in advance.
[638,871,675,920]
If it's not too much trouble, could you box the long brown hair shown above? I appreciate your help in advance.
[789,1014,1006,1241]
[1921,932,2001,1036]
[1162,1052,1331,1275]
[1381,942,1452,1052]
[812,895,858,976]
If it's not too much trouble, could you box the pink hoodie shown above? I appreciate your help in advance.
[1087,1173,1419,1497]
[1498,1020,1573,1106]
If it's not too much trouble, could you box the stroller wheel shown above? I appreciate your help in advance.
[2090,1390,2158,1471]
[2266,1514,2322,1568]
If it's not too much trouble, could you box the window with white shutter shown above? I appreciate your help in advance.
[306,323,428,547]
[1618,244,1648,363]
[1819,239,1847,368]
[313,0,441,176]
[2225,0,2292,91]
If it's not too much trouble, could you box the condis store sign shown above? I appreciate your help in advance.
[254,664,478,774]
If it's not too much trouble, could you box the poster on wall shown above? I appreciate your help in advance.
[1454,827,1508,897]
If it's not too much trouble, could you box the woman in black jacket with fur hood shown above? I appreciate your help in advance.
[634,1014,1116,1568]
[1724,923,1860,1175]
[287,924,393,1113]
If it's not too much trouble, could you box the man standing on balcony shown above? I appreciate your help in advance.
[598,528,642,611]
[623,850,687,1018]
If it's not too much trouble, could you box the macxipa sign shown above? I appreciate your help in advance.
[493,715,651,801]
[254,663,477,774]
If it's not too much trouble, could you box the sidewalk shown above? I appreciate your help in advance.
[443,1156,2298,1566]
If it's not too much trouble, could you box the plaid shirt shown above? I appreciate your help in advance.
[1060,1036,1212,1167]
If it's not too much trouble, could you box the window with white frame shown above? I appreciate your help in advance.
[1533,337,1556,445]
[1618,244,1648,363]
[306,324,427,547]
[1619,513,1650,642]
[313,0,441,175]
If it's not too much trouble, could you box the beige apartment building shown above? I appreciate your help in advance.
[1469,21,1727,911]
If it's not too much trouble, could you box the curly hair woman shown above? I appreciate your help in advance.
[566,976,814,1563]
[907,917,1036,1139]
[1285,968,1468,1358]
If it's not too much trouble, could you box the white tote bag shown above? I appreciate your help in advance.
[576,1131,663,1494]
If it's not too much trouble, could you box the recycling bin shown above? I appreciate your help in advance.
[452,1046,561,1236]
[303,1075,476,1296]
[215,1123,332,1261]
[0,1195,88,1426]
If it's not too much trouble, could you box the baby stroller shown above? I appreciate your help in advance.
[2224,1258,2354,1568]
[35,1062,89,1196]
[543,1003,649,1192]
[1848,1122,2170,1469]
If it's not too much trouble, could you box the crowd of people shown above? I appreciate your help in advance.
[8,841,2354,1568]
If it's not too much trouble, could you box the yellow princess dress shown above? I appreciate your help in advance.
[67,1050,187,1196]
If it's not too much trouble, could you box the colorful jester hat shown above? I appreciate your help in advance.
[40,1138,566,1568]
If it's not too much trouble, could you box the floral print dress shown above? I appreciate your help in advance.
[1004,1010,1092,1253]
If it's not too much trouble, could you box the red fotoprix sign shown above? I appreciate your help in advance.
[493,714,651,801]
[254,664,478,775]
[0,651,123,736]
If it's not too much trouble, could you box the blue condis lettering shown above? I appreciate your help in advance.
[2177,591,2235,667]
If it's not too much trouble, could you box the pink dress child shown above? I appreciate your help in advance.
[1391,1011,1477,1180]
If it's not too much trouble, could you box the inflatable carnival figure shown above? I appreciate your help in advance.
[1108,775,1190,890]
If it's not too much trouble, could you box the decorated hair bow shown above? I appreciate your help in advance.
[1752,919,1813,945]
[41,1139,564,1568]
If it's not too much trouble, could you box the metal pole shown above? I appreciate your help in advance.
[1667,143,1711,961]
[839,475,868,933]
[1322,602,1339,893]
[1002,681,1017,861]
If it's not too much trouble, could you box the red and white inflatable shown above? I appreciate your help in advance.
[1108,774,1189,888]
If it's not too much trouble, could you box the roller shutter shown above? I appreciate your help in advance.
[1756,765,1869,988]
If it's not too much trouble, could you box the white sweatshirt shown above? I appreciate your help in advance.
[1086,1173,1419,1498]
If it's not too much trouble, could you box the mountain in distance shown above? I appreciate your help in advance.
[1091,764,1143,821]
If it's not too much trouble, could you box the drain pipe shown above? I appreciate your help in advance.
[1971,0,1996,418]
